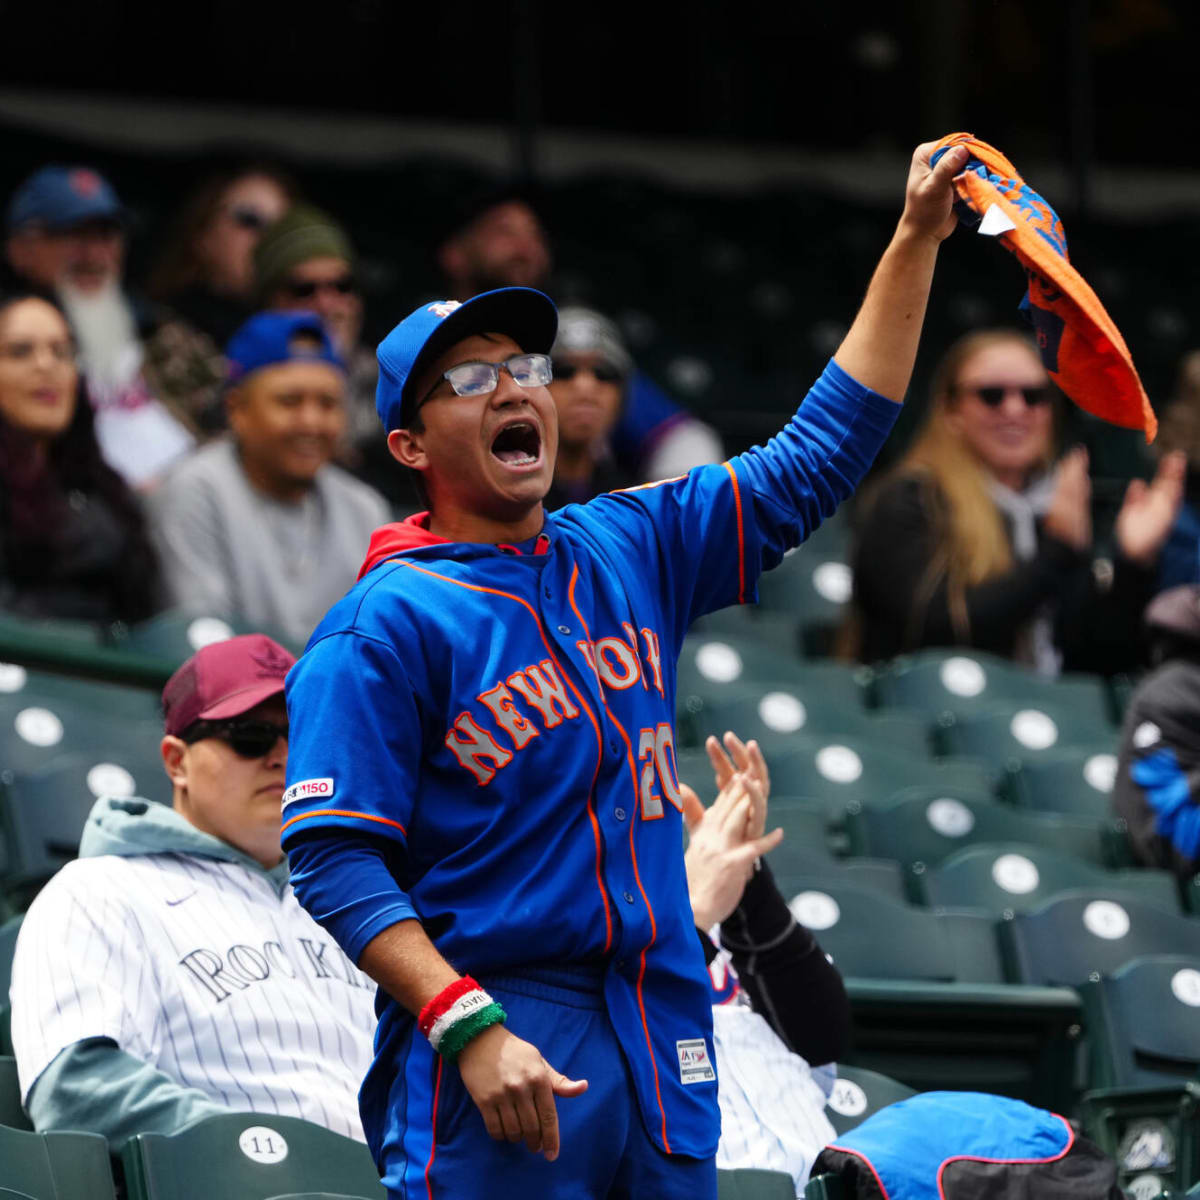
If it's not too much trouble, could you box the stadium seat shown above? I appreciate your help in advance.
[762,799,836,861]
[0,692,165,785]
[0,1054,30,1130]
[934,703,1115,769]
[844,788,1116,876]
[716,1168,796,1199]
[873,649,1115,728]
[108,610,301,668]
[0,1125,116,1198]
[805,1176,846,1200]
[677,633,809,699]
[121,1112,385,1199]
[1006,746,1121,817]
[0,663,161,722]
[767,734,999,821]
[0,914,20,999]
[1082,955,1200,1090]
[785,881,1003,983]
[681,683,928,758]
[773,857,910,905]
[917,844,1180,917]
[753,542,855,657]
[0,757,166,908]
[823,1065,915,1136]
[1001,892,1200,988]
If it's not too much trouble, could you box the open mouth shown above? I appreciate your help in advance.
[491,421,542,468]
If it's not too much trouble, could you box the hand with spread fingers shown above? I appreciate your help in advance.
[682,733,784,931]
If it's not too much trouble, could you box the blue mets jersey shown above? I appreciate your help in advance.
[281,358,900,1160]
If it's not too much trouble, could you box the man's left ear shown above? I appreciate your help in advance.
[387,427,428,471]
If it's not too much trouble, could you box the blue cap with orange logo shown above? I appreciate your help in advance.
[375,287,557,432]
[7,166,125,232]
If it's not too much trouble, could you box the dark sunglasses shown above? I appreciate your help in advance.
[182,718,288,759]
[964,384,1054,408]
[229,206,272,232]
[283,276,356,300]
[551,361,622,384]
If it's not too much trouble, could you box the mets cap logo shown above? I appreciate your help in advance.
[69,169,102,197]
[427,301,461,319]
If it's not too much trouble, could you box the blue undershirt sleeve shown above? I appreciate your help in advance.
[287,830,419,965]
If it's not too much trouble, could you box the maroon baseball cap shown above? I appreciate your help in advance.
[162,634,296,736]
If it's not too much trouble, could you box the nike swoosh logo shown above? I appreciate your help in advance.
[165,892,197,907]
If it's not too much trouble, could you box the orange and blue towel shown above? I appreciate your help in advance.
[932,132,1156,440]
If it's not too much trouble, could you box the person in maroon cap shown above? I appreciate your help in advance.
[8,633,377,1151]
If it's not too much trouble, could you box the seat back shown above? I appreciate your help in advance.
[823,1065,915,1135]
[920,844,1179,917]
[1001,892,1200,987]
[1008,747,1120,817]
[0,664,161,722]
[846,788,1112,871]
[773,857,909,905]
[716,1168,797,1199]
[936,703,1114,770]
[786,882,1003,983]
[121,1113,385,1200]
[0,1125,115,1198]
[1083,954,1200,1089]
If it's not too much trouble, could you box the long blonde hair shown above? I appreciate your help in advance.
[851,329,1056,648]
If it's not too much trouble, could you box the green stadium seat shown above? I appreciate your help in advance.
[1,914,20,996]
[0,1125,116,1198]
[716,1167,796,1199]
[1001,892,1200,988]
[0,692,165,784]
[677,633,808,699]
[0,663,161,722]
[918,844,1180,917]
[767,734,999,821]
[784,881,1003,983]
[0,757,165,908]
[773,857,910,905]
[109,610,301,669]
[1082,955,1200,1090]
[805,1175,846,1200]
[764,798,836,860]
[680,683,928,758]
[753,543,855,657]
[845,788,1116,875]
[121,1112,385,1199]
[935,703,1115,770]
[1006,747,1120,817]
[874,649,1115,728]
[0,1054,30,1130]
[823,1065,915,1135]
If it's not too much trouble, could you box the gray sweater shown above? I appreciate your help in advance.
[150,438,390,646]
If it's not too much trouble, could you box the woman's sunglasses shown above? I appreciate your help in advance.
[551,361,622,384]
[963,384,1054,408]
[182,718,288,759]
[283,276,356,300]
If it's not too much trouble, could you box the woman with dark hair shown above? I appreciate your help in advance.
[141,165,295,434]
[847,328,1185,674]
[0,292,162,623]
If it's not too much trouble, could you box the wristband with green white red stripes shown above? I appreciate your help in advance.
[417,976,506,1062]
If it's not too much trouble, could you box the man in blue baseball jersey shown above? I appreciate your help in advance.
[281,140,970,1198]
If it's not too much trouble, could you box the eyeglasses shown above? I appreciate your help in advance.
[229,206,272,232]
[283,275,356,300]
[425,352,553,408]
[182,718,288,759]
[963,384,1054,408]
[551,360,622,384]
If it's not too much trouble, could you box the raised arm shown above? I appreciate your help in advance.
[834,141,968,402]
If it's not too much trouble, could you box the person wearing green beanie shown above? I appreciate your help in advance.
[256,205,403,506]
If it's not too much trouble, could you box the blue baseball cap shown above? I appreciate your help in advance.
[7,166,125,232]
[225,311,345,387]
[376,287,558,432]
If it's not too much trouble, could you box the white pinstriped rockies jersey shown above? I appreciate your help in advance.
[10,852,376,1141]
[708,952,836,1195]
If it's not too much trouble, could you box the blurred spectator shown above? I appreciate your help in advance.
[1153,350,1200,590]
[149,312,389,647]
[683,733,847,1195]
[0,291,161,624]
[544,306,636,508]
[9,634,375,1148]
[437,186,722,482]
[254,205,382,480]
[142,165,295,434]
[849,329,1184,674]
[5,165,196,487]
[1113,585,1200,879]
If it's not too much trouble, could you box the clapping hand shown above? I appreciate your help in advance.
[1115,450,1186,566]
